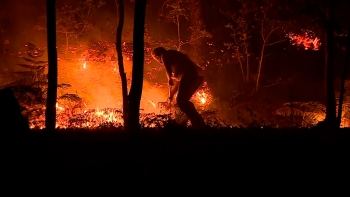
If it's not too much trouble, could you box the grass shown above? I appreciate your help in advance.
[3,126,350,182]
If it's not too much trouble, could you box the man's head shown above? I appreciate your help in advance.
[151,47,166,64]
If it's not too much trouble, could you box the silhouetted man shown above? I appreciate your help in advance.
[151,47,206,129]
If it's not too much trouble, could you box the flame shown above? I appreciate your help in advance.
[83,61,87,69]
[148,99,157,108]
[287,30,321,51]
[28,107,169,129]
[28,90,211,129]
[56,103,64,111]
[196,91,207,105]
[201,97,206,104]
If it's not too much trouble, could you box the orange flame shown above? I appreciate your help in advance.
[197,92,207,104]
[148,99,157,108]
[287,30,321,51]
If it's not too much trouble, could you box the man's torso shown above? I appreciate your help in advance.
[161,50,203,79]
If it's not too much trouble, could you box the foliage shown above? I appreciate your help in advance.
[235,100,281,127]
[84,41,111,63]
[221,0,297,91]
[56,0,105,38]
[275,98,350,127]
[0,42,81,126]
[275,102,326,127]
[222,4,255,82]
[1,43,49,118]
[159,0,211,51]
[58,93,83,117]
[161,0,189,23]
[36,0,106,58]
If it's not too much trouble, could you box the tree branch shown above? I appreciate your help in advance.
[266,38,287,46]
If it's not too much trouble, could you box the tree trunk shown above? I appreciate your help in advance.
[127,0,147,131]
[337,27,350,127]
[45,0,58,131]
[116,0,129,130]
[256,40,266,92]
[323,0,337,128]
[232,34,246,82]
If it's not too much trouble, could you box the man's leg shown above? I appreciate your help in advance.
[176,74,205,128]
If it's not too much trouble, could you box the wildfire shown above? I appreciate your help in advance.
[287,30,321,51]
[28,88,212,129]
[193,86,212,106]
[28,107,174,129]
[148,99,157,108]
[197,92,207,104]
[56,103,64,111]
[95,109,119,122]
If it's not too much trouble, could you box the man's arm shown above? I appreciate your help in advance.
[169,80,179,101]
[162,54,174,86]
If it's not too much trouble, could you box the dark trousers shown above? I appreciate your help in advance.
[176,73,205,128]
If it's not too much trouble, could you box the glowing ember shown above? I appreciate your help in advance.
[197,92,207,104]
[148,99,157,108]
[201,97,206,104]
[56,103,64,111]
[287,30,321,51]
[192,84,212,106]
[83,61,87,69]
[28,108,174,129]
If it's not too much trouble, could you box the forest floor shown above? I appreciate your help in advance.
[3,127,350,184]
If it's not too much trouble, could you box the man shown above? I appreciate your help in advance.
[151,47,206,129]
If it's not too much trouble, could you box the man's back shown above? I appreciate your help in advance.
[162,50,200,78]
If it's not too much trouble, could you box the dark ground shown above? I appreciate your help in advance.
[3,127,350,187]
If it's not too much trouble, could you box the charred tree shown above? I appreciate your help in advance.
[45,0,58,131]
[323,0,337,128]
[115,0,129,129]
[127,0,147,131]
[337,27,350,127]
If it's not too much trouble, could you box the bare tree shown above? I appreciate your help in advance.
[224,14,252,82]
[160,0,188,51]
[115,0,129,129]
[55,0,105,58]
[255,3,287,92]
[160,0,210,52]
[127,0,147,131]
[223,1,287,86]
[45,0,58,131]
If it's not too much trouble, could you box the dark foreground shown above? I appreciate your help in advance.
[3,127,350,185]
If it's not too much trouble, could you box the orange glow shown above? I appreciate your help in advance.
[287,30,321,51]
[148,99,157,108]
[23,43,214,129]
[56,103,64,111]
[196,92,207,104]
[27,84,213,129]
[192,84,212,107]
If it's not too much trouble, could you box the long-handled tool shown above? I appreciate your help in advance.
[157,85,173,111]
